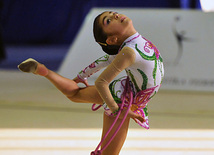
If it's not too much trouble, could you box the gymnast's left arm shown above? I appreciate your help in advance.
[74,55,114,86]
[95,47,136,113]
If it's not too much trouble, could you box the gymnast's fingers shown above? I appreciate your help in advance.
[132,113,145,123]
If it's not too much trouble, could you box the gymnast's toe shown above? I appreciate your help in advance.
[18,58,38,73]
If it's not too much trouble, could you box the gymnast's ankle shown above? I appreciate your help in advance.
[34,63,49,76]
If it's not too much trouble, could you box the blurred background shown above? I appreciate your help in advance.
[0,0,202,70]
[0,0,214,155]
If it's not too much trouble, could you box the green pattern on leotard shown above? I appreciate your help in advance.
[153,59,157,86]
[120,43,126,51]
[135,44,158,85]
[95,55,110,64]
[127,70,140,92]
[143,105,149,116]
[137,69,148,90]
[135,44,156,61]
[158,57,164,84]
[159,55,163,62]
[127,69,148,92]
[109,77,123,104]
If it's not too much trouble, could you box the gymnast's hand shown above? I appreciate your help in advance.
[73,77,89,87]
[119,108,145,124]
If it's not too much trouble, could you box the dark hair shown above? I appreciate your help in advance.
[93,12,120,55]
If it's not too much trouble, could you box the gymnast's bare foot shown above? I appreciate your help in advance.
[18,58,48,76]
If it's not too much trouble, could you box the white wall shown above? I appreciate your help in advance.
[59,8,214,92]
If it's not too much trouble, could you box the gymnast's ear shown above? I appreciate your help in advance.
[106,36,118,45]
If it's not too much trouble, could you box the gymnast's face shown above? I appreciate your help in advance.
[99,11,134,44]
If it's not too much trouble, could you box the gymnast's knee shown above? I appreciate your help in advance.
[68,96,80,103]
[66,91,83,103]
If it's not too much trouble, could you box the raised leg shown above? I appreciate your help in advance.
[18,58,103,105]
[46,70,104,104]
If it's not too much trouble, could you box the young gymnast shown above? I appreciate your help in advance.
[18,11,164,155]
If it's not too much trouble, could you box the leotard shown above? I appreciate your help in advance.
[78,32,164,129]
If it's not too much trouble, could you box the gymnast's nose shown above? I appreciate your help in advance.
[113,12,119,19]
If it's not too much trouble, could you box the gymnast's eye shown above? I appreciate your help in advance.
[106,19,111,25]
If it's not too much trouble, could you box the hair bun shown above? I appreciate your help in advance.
[102,45,120,55]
